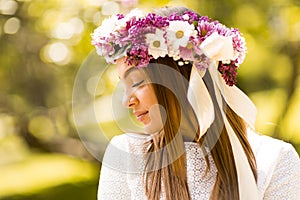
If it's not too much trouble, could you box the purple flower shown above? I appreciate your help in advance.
[197,17,218,41]
[179,46,193,61]
[178,36,207,67]
[126,44,151,67]
[218,61,238,86]
[194,54,210,70]
[117,14,124,20]
[229,28,247,65]
[182,11,200,22]
[168,13,184,21]
[91,9,247,86]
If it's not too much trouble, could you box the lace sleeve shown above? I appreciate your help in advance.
[97,136,131,200]
[263,143,300,200]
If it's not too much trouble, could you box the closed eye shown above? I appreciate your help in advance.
[132,80,145,88]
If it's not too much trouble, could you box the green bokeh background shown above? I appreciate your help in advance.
[0,0,299,199]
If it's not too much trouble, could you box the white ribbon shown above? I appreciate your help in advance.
[209,64,258,200]
[208,62,257,129]
[187,68,214,137]
[187,32,259,199]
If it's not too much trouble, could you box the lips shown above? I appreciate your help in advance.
[134,111,149,122]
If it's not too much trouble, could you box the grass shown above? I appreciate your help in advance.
[0,153,100,200]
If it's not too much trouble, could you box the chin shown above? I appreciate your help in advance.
[144,120,163,134]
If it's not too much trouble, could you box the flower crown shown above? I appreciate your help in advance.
[91,9,247,86]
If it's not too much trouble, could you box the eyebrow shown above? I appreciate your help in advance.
[123,67,139,79]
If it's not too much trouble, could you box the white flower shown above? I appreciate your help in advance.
[116,8,145,28]
[146,29,168,59]
[124,8,145,21]
[182,14,190,20]
[94,15,120,38]
[166,20,195,53]
[93,9,145,39]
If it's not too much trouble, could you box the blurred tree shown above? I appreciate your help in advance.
[1,1,85,159]
[0,0,299,199]
[0,0,299,190]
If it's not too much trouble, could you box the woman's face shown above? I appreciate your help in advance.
[117,59,164,134]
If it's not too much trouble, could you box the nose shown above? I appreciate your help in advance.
[122,93,138,108]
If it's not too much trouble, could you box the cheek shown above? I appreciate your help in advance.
[136,85,158,108]
[146,87,158,106]
[144,104,165,134]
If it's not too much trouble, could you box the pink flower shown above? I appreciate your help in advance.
[91,9,247,86]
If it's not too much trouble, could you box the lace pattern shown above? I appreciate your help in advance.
[98,131,300,200]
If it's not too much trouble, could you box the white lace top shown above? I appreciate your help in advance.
[97,131,300,200]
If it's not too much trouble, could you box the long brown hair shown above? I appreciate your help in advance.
[142,55,257,200]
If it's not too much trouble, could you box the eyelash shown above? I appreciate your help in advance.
[132,80,144,88]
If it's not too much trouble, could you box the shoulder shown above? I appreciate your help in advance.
[247,130,300,198]
[248,129,298,158]
[108,133,151,152]
[102,133,150,173]
[247,129,299,168]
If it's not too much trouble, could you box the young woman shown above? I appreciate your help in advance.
[91,6,300,200]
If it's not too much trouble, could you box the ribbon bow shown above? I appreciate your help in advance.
[187,32,259,200]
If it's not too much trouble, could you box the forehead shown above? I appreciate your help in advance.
[116,58,147,80]
[116,58,133,79]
